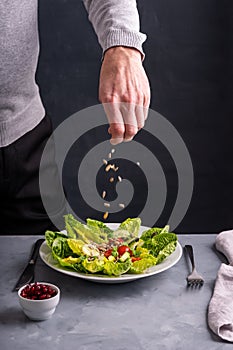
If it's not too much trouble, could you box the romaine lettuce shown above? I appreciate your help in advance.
[103,259,132,276]
[67,238,85,255]
[129,255,157,274]
[57,256,81,269]
[55,255,87,273]
[65,214,78,238]
[51,237,73,259]
[64,214,108,244]
[118,218,141,238]
[45,217,178,277]
[155,241,177,264]
[142,232,177,258]
[86,218,113,238]
[82,257,104,273]
[45,230,67,248]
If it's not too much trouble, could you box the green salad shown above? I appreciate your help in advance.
[45,215,178,276]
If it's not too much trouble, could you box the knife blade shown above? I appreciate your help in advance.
[13,238,44,291]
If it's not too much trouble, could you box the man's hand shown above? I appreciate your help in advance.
[99,46,151,144]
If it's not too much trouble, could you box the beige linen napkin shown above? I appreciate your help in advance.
[208,230,233,342]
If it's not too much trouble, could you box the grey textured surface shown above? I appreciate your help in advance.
[0,234,231,350]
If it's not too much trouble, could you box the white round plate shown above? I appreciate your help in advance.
[39,224,182,284]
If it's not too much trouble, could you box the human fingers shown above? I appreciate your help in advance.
[135,104,145,131]
[119,103,138,142]
[103,103,125,145]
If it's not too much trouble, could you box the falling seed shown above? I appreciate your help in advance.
[105,164,111,172]
[102,190,106,199]
[111,149,115,154]
[104,202,110,207]
[109,177,114,183]
[119,203,125,208]
[136,162,140,166]
[118,176,122,182]
[108,152,112,159]
[103,159,108,165]
[103,211,109,220]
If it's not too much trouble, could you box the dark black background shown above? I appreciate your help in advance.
[37,0,233,233]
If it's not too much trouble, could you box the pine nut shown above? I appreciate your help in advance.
[108,153,112,159]
[102,191,106,199]
[105,164,111,172]
[103,211,109,220]
[104,202,110,207]
[136,162,140,166]
[118,176,122,182]
[103,159,108,165]
[119,203,125,208]
[109,177,114,183]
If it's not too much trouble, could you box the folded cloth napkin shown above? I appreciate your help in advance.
[208,230,233,342]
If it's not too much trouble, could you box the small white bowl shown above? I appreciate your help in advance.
[18,282,60,321]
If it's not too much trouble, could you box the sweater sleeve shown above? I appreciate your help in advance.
[82,0,147,58]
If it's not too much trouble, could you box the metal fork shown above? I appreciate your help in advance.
[184,245,204,287]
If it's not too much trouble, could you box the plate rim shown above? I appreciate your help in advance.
[39,223,182,283]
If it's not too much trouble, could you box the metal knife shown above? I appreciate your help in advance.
[13,238,44,291]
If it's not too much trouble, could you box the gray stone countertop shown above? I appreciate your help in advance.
[0,234,231,350]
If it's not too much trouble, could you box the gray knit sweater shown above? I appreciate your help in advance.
[0,0,146,147]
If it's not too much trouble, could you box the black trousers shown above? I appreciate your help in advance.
[0,115,66,234]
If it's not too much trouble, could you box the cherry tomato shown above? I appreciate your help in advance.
[117,245,132,256]
[104,249,113,258]
[131,257,141,262]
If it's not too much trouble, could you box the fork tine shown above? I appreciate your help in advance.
[187,278,204,288]
[184,245,204,287]
[186,277,204,287]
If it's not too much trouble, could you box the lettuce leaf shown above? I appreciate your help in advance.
[56,256,81,269]
[140,225,177,264]
[160,225,170,234]
[67,239,85,255]
[65,214,88,241]
[129,255,157,274]
[86,218,113,238]
[155,241,177,264]
[45,230,67,248]
[140,228,162,241]
[118,218,141,237]
[82,258,105,273]
[51,237,73,259]
[103,259,132,276]
[142,232,177,258]
[54,254,87,273]
[64,214,78,238]
[64,214,107,244]
[113,218,141,243]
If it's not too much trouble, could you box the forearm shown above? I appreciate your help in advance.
[82,0,146,57]
[82,0,150,145]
